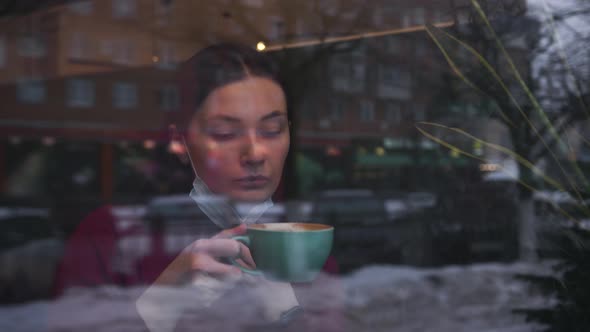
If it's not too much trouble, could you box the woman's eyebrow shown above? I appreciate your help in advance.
[206,115,241,123]
[260,110,287,121]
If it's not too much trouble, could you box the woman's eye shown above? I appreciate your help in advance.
[259,122,286,137]
[207,128,238,140]
[211,133,236,140]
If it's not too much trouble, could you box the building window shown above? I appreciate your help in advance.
[156,0,174,25]
[351,63,365,81]
[159,85,179,111]
[379,65,412,88]
[402,12,411,28]
[319,0,338,16]
[332,59,348,78]
[414,7,425,26]
[386,37,401,54]
[156,41,175,69]
[70,32,90,59]
[269,16,285,41]
[18,34,46,58]
[331,98,345,121]
[67,79,95,108]
[378,64,413,99]
[17,79,46,104]
[331,57,365,92]
[112,0,137,18]
[332,59,348,90]
[385,103,402,124]
[433,9,448,23]
[351,42,365,58]
[295,19,306,37]
[101,39,114,56]
[373,11,383,26]
[113,82,138,109]
[230,20,245,36]
[0,37,5,67]
[69,0,93,15]
[457,9,470,25]
[360,100,374,122]
[415,39,427,56]
[414,104,426,122]
[113,40,135,64]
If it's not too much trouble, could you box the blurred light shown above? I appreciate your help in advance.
[143,140,156,149]
[256,42,266,51]
[375,147,385,156]
[168,140,185,155]
[9,136,22,145]
[326,146,341,156]
[152,55,159,63]
[421,139,436,150]
[299,202,313,215]
[473,141,483,156]
[42,137,56,146]
[480,163,500,172]
[450,148,460,158]
[383,138,395,149]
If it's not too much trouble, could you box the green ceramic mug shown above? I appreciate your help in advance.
[231,222,333,283]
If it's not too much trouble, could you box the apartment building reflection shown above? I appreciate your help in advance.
[0,0,536,201]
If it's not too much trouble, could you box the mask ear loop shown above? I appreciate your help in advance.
[169,124,198,177]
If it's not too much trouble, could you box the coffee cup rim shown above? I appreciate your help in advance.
[248,222,334,232]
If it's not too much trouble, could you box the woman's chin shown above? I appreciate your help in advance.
[229,188,273,203]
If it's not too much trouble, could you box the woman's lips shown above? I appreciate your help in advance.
[234,175,270,189]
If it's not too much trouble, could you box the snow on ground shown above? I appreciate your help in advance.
[0,262,553,332]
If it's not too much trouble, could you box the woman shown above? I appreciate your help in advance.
[137,43,342,332]
[156,41,289,282]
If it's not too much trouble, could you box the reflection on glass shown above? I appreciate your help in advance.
[0,0,588,331]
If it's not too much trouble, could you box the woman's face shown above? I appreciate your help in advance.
[186,76,290,202]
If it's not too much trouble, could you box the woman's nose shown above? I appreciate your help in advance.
[240,132,266,168]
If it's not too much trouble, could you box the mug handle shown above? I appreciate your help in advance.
[231,235,263,276]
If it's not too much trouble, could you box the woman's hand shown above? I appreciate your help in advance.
[154,224,256,285]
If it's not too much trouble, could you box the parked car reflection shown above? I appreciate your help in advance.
[0,204,62,304]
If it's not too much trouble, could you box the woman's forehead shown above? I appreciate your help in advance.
[200,77,286,121]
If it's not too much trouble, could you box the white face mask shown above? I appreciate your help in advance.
[183,137,273,229]
[189,175,273,229]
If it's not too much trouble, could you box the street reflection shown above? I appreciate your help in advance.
[1,0,589,331]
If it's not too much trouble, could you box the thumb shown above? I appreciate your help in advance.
[213,223,247,239]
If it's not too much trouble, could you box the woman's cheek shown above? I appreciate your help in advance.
[206,151,221,169]
[205,141,222,169]
[203,142,232,191]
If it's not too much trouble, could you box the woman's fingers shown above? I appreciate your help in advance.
[181,224,257,277]
[213,224,247,239]
[192,238,256,268]
[237,242,256,268]
[193,238,239,257]
[191,253,241,275]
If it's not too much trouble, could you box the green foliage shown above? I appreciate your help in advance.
[515,226,590,331]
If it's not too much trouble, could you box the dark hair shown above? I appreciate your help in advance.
[177,42,283,130]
